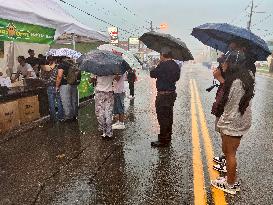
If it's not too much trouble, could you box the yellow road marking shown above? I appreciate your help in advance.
[190,80,207,205]
[193,80,227,205]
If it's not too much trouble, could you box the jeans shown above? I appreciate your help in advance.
[113,93,125,115]
[47,86,64,121]
[60,84,79,120]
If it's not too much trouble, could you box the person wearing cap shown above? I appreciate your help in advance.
[150,47,181,147]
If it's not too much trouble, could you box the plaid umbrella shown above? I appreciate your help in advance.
[46,48,82,59]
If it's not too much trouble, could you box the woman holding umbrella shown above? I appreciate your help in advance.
[192,23,271,195]
[210,40,256,194]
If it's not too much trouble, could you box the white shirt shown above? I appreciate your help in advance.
[95,75,115,92]
[17,63,37,79]
[113,74,126,93]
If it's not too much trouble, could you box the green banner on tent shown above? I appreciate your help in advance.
[0,18,55,44]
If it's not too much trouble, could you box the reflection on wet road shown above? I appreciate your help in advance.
[0,64,273,204]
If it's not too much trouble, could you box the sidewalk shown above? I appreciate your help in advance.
[0,70,192,205]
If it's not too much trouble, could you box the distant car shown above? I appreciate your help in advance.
[202,61,211,69]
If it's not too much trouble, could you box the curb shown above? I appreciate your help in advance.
[0,97,94,145]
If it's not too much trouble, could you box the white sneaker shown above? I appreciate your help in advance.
[211,177,239,195]
[128,95,135,99]
[213,164,227,173]
[112,121,120,128]
[112,122,125,130]
[213,164,237,173]
[213,155,226,165]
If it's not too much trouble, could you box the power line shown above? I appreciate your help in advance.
[252,14,272,27]
[255,28,270,32]
[230,1,252,24]
[247,0,267,30]
[113,0,151,24]
[263,31,273,38]
[83,0,148,34]
[254,0,264,8]
[58,0,137,36]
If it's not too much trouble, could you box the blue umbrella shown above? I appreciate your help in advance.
[78,50,130,76]
[191,23,271,61]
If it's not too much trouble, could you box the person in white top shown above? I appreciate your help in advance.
[210,41,256,195]
[90,75,115,139]
[112,73,126,130]
[13,56,37,82]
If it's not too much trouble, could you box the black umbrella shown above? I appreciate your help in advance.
[139,31,194,61]
[78,50,131,76]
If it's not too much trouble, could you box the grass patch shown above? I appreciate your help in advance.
[257,69,270,74]
[257,66,269,72]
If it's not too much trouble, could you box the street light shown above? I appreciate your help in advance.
[160,23,168,30]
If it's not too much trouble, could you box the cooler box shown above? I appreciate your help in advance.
[0,101,20,133]
[18,95,40,124]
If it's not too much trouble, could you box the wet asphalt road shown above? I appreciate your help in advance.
[0,64,273,205]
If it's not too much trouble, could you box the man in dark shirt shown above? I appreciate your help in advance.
[127,68,137,99]
[150,47,181,147]
[26,49,39,77]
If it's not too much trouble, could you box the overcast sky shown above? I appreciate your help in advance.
[59,0,273,54]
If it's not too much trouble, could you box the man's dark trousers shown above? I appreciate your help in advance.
[129,81,135,96]
[155,92,177,143]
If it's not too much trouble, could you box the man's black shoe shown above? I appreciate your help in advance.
[151,141,170,147]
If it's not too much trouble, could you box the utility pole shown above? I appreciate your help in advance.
[150,21,154,31]
[149,21,160,32]
[247,0,254,30]
[247,0,265,31]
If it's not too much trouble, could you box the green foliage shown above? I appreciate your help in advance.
[50,42,103,53]
[78,71,94,99]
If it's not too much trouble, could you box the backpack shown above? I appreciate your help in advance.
[63,60,81,85]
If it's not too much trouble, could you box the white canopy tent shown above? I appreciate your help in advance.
[0,0,109,42]
[0,0,109,75]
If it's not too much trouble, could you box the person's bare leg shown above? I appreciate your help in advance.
[114,114,119,123]
[221,134,227,155]
[119,114,124,123]
[222,134,241,185]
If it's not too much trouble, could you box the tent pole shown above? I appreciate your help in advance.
[72,33,76,50]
